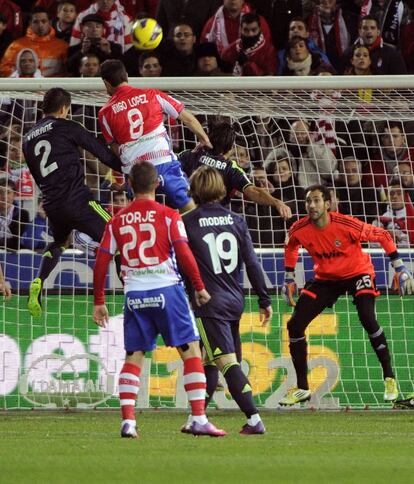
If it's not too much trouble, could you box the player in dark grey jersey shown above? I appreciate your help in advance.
[182,165,273,435]
[23,87,122,318]
[179,119,291,220]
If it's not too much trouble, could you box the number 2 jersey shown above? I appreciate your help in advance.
[285,211,399,280]
[182,203,271,319]
[98,85,184,174]
[23,116,121,210]
[94,199,204,304]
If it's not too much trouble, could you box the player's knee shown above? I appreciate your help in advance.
[287,317,305,339]
[214,353,237,371]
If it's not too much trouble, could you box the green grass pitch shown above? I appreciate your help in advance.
[1,411,413,483]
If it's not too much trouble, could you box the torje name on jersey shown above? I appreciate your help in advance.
[120,210,156,225]
[111,94,149,114]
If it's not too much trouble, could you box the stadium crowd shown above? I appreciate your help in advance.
[0,0,413,251]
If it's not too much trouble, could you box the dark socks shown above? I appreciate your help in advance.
[204,364,219,408]
[369,329,394,379]
[222,363,257,418]
[38,244,65,282]
[289,337,309,390]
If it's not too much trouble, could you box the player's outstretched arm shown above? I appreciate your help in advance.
[73,121,122,172]
[243,185,292,220]
[178,110,213,150]
[0,265,11,300]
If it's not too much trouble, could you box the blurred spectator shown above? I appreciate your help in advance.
[161,23,197,76]
[156,0,221,39]
[336,156,380,223]
[108,189,128,215]
[35,0,89,18]
[373,182,414,247]
[287,119,337,188]
[401,6,414,73]
[366,121,414,187]
[70,0,132,53]
[250,0,303,48]
[79,53,101,76]
[307,0,357,71]
[201,0,272,56]
[0,7,68,77]
[345,43,372,74]
[52,1,77,43]
[221,12,277,76]
[10,48,42,77]
[392,162,414,202]
[328,185,341,211]
[232,139,252,172]
[360,0,405,47]
[138,51,162,77]
[21,197,52,252]
[0,179,30,251]
[67,13,122,76]
[35,0,156,19]
[281,36,333,75]
[341,15,407,74]
[277,17,333,75]
[194,41,226,76]
[0,0,23,40]
[0,13,13,59]
[244,165,278,246]
[265,147,306,218]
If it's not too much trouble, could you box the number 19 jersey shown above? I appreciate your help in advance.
[99,198,188,292]
[98,85,184,174]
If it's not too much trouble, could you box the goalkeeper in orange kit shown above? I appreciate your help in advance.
[280,184,414,406]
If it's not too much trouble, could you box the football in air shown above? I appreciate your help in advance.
[131,18,163,50]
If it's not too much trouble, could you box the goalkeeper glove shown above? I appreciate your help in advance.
[392,259,414,296]
[281,271,297,307]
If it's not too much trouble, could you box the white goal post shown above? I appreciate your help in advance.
[0,75,413,410]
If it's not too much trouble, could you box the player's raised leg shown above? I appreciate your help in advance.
[354,293,398,401]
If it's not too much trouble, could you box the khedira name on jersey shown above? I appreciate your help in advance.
[120,210,156,225]
[111,94,149,113]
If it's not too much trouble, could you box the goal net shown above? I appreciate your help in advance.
[0,76,413,410]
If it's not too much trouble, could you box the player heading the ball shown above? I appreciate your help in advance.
[99,59,212,213]
[280,184,414,406]
[93,160,226,438]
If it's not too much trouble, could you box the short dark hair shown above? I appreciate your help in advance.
[384,120,404,133]
[359,15,379,28]
[0,13,7,24]
[30,6,50,20]
[241,12,260,26]
[288,35,309,50]
[129,161,158,194]
[306,184,331,201]
[289,17,307,29]
[42,87,71,115]
[0,178,16,191]
[208,118,235,156]
[138,51,160,68]
[101,59,128,87]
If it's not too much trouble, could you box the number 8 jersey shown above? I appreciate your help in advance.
[98,85,184,174]
[99,198,189,292]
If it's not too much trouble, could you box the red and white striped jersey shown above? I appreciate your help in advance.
[99,198,188,291]
[99,85,184,173]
